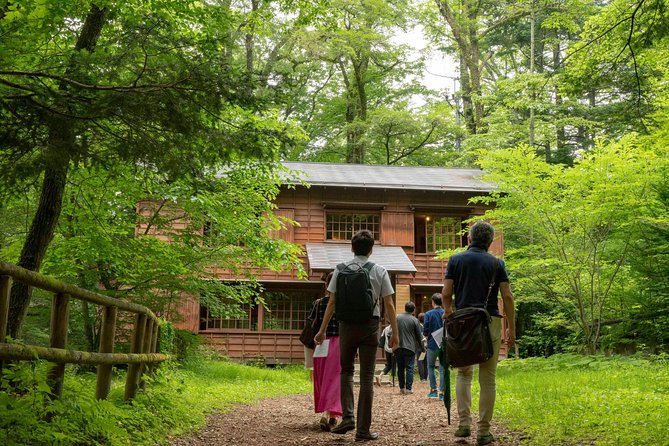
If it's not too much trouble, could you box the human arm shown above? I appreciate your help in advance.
[314,292,336,345]
[441,279,454,320]
[383,294,399,350]
[422,311,432,337]
[500,282,516,346]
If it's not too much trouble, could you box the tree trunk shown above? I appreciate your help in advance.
[6,5,108,338]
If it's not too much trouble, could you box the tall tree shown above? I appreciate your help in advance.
[0,1,302,337]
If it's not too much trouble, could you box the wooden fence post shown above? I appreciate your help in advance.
[0,275,12,379]
[0,275,11,342]
[95,306,117,400]
[139,319,154,391]
[124,313,147,401]
[47,292,70,400]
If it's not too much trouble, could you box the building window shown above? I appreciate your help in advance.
[200,301,256,331]
[415,215,464,253]
[263,290,317,331]
[326,213,380,241]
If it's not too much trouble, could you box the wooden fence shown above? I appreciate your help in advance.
[0,261,167,401]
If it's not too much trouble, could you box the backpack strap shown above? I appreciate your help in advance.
[336,263,346,271]
[483,257,500,308]
[362,262,375,272]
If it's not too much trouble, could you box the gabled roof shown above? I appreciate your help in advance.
[305,243,417,274]
[283,162,494,192]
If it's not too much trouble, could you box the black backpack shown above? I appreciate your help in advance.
[334,262,376,322]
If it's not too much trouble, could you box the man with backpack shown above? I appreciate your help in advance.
[442,221,516,446]
[314,229,399,442]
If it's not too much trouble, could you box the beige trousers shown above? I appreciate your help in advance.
[455,316,502,436]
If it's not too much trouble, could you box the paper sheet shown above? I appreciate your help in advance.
[418,351,426,361]
[313,339,330,358]
[431,327,444,346]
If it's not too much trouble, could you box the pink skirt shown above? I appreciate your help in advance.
[313,336,342,416]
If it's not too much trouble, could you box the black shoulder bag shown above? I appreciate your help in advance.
[299,299,321,349]
[444,258,499,368]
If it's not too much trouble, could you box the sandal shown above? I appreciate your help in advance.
[319,416,331,431]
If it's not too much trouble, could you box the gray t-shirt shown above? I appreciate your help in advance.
[327,255,394,318]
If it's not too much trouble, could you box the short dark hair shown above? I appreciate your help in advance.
[405,301,415,313]
[418,312,425,323]
[352,229,375,256]
[469,221,495,248]
[431,293,442,306]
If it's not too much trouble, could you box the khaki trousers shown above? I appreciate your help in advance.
[455,316,502,436]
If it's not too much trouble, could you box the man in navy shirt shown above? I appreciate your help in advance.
[422,293,445,399]
[442,221,516,446]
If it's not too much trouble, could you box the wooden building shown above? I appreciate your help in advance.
[173,162,509,364]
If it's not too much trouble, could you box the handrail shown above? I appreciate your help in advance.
[0,261,168,401]
[0,261,158,322]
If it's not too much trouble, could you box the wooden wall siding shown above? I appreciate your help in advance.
[136,199,191,243]
[202,331,386,364]
[268,208,295,243]
[380,212,414,246]
[395,284,411,313]
[168,294,199,332]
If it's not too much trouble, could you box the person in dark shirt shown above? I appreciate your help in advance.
[423,293,445,399]
[442,221,516,446]
[395,301,424,394]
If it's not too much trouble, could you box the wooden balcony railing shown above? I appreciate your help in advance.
[0,261,168,401]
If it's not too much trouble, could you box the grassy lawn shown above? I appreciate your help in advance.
[494,354,669,445]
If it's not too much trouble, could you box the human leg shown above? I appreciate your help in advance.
[404,352,416,391]
[456,365,474,429]
[426,348,438,395]
[337,322,357,423]
[477,317,502,437]
[355,320,379,435]
[395,348,408,390]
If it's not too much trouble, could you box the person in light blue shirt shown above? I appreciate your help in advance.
[423,293,445,399]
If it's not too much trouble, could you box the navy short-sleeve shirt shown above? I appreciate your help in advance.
[444,246,509,317]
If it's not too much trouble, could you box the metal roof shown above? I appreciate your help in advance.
[305,243,417,274]
[283,162,494,192]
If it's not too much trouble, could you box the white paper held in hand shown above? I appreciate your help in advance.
[313,339,330,358]
[431,327,444,346]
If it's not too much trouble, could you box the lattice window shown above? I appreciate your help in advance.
[263,290,316,331]
[426,216,462,253]
[200,302,254,331]
[326,213,380,241]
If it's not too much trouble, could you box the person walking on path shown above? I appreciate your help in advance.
[442,221,516,446]
[423,293,445,400]
[375,324,395,386]
[311,272,341,431]
[394,301,424,395]
[315,229,399,442]
[416,313,428,383]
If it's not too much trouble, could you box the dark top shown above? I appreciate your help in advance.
[423,307,444,351]
[444,246,509,317]
[309,296,339,337]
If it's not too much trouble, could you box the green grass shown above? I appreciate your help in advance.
[493,354,669,446]
[1,357,312,445]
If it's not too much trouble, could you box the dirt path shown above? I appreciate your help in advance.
[169,380,522,446]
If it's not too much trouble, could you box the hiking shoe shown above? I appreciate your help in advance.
[405,389,413,394]
[438,393,444,401]
[355,431,379,441]
[454,425,471,438]
[332,418,355,435]
[427,390,438,398]
[476,433,494,445]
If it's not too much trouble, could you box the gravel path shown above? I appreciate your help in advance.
[169,380,522,446]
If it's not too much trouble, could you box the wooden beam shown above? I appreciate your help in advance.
[47,292,70,399]
[96,306,117,400]
[0,343,167,364]
[0,261,158,323]
[0,275,11,342]
[124,313,147,401]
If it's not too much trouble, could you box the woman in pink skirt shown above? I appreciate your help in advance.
[311,272,341,431]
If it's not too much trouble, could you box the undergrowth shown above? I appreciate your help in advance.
[0,355,311,445]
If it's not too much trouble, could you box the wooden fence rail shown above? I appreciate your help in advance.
[0,261,168,401]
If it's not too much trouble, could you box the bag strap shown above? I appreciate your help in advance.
[483,257,500,308]
[362,262,375,271]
